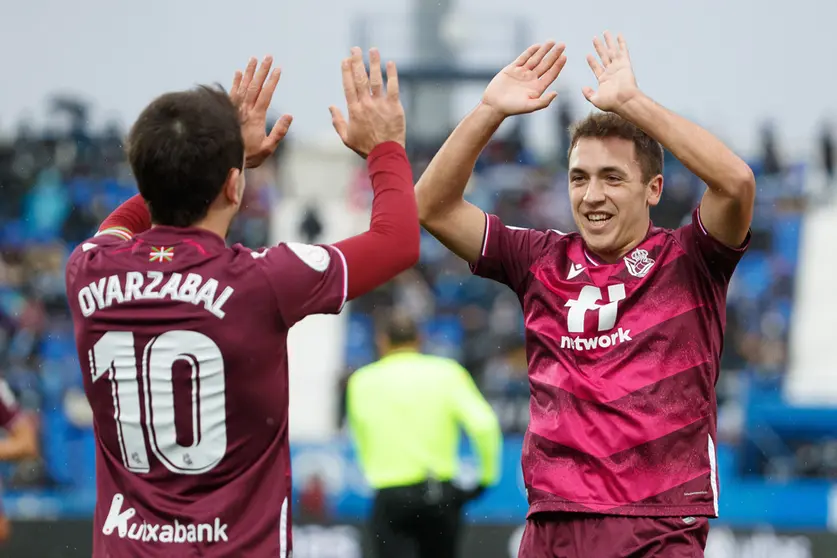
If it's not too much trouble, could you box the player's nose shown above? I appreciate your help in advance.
[582,178,606,204]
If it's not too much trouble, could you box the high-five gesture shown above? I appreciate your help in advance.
[230,56,294,168]
[330,47,406,158]
[583,32,640,113]
[481,42,567,117]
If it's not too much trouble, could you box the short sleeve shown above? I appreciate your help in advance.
[65,233,130,291]
[251,242,348,327]
[470,213,552,292]
[0,379,21,430]
[675,207,750,284]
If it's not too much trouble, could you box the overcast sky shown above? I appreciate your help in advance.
[1,0,833,158]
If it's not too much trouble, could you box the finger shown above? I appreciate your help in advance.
[368,48,384,97]
[245,55,273,108]
[268,114,293,144]
[513,44,541,67]
[539,54,568,88]
[255,67,282,112]
[231,71,242,98]
[593,37,611,66]
[533,43,566,78]
[239,57,258,101]
[341,58,358,106]
[582,86,596,103]
[329,106,349,142]
[587,54,605,79]
[603,31,618,57]
[525,41,556,70]
[385,60,400,101]
[617,33,629,57]
[350,47,370,98]
[526,91,558,112]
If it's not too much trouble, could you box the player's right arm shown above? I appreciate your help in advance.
[416,42,566,265]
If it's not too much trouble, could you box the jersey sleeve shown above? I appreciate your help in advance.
[470,212,552,292]
[0,379,21,430]
[65,233,131,291]
[251,242,348,327]
[675,207,750,284]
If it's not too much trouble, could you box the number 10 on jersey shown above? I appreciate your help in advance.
[89,331,227,475]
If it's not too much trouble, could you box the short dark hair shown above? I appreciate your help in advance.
[381,312,420,347]
[568,112,664,182]
[127,85,243,227]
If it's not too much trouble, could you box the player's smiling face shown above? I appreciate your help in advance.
[568,137,662,262]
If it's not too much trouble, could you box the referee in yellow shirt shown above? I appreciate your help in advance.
[346,312,502,558]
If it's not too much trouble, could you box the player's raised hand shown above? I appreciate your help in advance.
[481,41,567,117]
[230,56,293,168]
[329,47,406,158]
[583,32,640,114]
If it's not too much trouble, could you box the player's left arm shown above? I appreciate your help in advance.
[618,97,755,247]
[584,32,755,248]
[0,381,38,462]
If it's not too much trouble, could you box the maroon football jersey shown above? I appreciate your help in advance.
[66,226,347,557]
[472,208,747,518]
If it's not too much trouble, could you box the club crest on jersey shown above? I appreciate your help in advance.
[624,248,654,278]
[149,246,174,263]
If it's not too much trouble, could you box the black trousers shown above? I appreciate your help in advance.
[369,481,465,558]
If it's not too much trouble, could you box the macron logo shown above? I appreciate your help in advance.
[567,262,585,280]
[103,493,229,544]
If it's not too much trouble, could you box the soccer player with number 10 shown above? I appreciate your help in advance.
[417,32,756,557]
[66,47,417,557]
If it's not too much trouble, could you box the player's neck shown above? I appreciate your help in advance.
[189,214,231,243]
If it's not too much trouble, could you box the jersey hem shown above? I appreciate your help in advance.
[527,500,718,519]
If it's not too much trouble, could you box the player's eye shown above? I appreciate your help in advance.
[570,176,587,185]
[606,175,623,183]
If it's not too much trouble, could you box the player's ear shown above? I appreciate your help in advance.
[222,168,243,206]
[646,174,663,207]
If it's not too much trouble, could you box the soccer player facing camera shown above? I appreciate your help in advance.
[417,32,755,557]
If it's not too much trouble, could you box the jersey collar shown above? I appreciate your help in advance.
[137,226,227,251]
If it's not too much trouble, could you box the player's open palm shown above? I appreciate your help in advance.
[481,41,567,117]
[330,47,406,158]
[230,56,293,168]
[583,32,640,113]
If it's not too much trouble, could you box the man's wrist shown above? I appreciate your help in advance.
[613,90,651,121]
[474,101,508,128]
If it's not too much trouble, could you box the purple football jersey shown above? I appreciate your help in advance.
[472,208,747,518]
[66,226,347,557]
